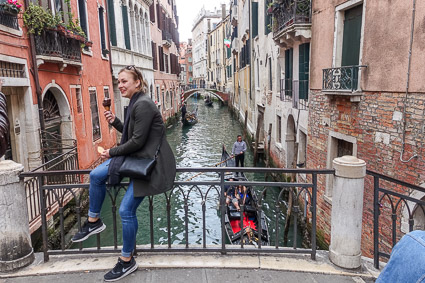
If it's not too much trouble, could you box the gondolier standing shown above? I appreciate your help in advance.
[232,135,247,168]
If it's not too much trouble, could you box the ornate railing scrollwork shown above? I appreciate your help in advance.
[272,0,311,34]
[322,65,367,91]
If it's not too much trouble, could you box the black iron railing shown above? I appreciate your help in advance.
[34,29,82,63]
[322,65,367,92]
[280,79,308,109]
[0,7,19,30]
[368,170,425,269]
[272,0,311,34]
[25,147,79,233]
[20,167,335,262]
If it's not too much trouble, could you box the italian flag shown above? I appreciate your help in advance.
[224,39,231,48]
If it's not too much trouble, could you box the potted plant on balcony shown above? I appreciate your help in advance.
[0,0,22,15]
[23,3,61,35]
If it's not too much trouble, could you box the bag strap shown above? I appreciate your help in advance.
[154,126,164,159]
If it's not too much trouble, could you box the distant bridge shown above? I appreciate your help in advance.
[182,85,229,104]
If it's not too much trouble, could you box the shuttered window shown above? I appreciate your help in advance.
[252,2,258,38]
[298,43,310,100]
[159,46,164,72]
[78,0,88,36]
[152,42,158,70]
[285,48,293,97]
[106,0,117,46]
[122,5,131,50]
[265,0,272,34]
[149,3,155,22]
[98,7,107,53]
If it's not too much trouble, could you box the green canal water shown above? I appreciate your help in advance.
[78,96,302,248]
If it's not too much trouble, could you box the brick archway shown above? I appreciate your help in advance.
[183,88,229,104]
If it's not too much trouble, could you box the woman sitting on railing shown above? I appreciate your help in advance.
[71,65,176,281]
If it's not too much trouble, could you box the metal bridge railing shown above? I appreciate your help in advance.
[20,167,335,262]
[368,170,425,269]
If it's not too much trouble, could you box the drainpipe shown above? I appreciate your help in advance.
[400,0,418,163]
[24,0,46,140]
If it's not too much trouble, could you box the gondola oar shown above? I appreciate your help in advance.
[184,153,240,182]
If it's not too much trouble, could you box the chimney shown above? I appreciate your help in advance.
[221,4,226,20]
[207,18,211,32]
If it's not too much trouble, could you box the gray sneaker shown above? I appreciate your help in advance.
[104,257,138,282]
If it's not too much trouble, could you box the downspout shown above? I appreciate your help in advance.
[24,0,46,141]
[400,0,418,163]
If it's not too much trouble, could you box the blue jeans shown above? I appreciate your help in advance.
[376,230,425,283]
[88,159,144,258]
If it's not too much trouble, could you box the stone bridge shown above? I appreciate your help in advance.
[182,87,229,104]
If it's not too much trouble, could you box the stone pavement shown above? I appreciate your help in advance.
[0,251,379,283]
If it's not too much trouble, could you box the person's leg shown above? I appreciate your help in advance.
[119,181,144,260]
[88,159,111,219]
[240,153,245,167]
[72,159,110,242]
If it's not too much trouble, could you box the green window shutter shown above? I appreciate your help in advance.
[341,5,362,66]
[107,0,117,46]
[122,5,131,50]
[298,43,310,100]
[285,48,293,96]
[252,2,258,38]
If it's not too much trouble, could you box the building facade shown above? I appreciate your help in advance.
[149,0,181,121]
[191,7,222,88]
[107,0,154,125]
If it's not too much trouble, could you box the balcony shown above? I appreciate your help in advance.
[322,65,367,102]
[162,30,173,48]
[272,0,311,48]
[0,7,19,30]
[279,79,308,110]
[34,29,82,68]
[231,5,238,26]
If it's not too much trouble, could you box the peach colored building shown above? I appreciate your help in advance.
[307,0,425,258]
[149,0,181,120]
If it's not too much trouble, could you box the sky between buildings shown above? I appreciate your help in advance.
[175,0,228,43]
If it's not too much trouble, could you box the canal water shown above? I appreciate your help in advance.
[79,96,302,248]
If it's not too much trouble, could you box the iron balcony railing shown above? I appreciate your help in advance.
[19,167,335,262]
[34,29,82,63]
[272,0,311,34]
[322,65,367,92]
[368,170,425,269]
[0,7,19,30]
[280,79,308,110]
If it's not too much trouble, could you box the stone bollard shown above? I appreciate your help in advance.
[329,155,366,269]
[0,160,34,271]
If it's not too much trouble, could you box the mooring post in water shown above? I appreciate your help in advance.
[0,161,34,271]
[329,155,366,269]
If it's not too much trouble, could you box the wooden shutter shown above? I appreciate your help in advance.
[252,2,258,38]
[285,48,293,96]
[152,42,158,70]
[122,5,131,50]
[298,43,310,100]
[106,0,117,46]
[149,3,155,22]
[159,46,164,72]
[341,5,362,66]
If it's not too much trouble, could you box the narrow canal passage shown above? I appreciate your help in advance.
[80,96,302,248]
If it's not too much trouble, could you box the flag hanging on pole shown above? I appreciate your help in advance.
[224,39,231,48]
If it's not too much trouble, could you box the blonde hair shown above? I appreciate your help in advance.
[119,66,148,93]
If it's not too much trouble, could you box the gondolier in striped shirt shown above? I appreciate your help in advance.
[232,135,247,170]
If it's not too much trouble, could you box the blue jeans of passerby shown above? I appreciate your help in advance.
[376,230,425,283]
[88,159,144,258]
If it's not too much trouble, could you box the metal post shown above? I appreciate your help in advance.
[311,173,317,260]
[373,176,380,269]
[220,172,226,254]
[39,176,49,262]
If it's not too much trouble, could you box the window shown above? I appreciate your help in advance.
[285,48,293,98]
[98,6,107,56]
[152,42,158,70]
[106,0,117,46]
[326,132,357,199]
[276,115,282,144]
[264,0,272,34]
[268,57,272,91]
[299,43,310,101]
[75,87,83,114]
[159,46,164,72]
[78,0,88,39]
[164,53,169,73]
[122,5,131,50]
[252,2,258,38]
[89,89,101,141]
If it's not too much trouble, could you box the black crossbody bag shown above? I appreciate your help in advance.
[118,129,163,181]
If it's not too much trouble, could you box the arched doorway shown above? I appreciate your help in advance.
[42,90,63,163]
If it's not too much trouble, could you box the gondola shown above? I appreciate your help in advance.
[182,107,198,126]
[220,147,270,246]
[205,100,213,107]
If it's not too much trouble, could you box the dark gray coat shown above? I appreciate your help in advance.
[109,93,176,197]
